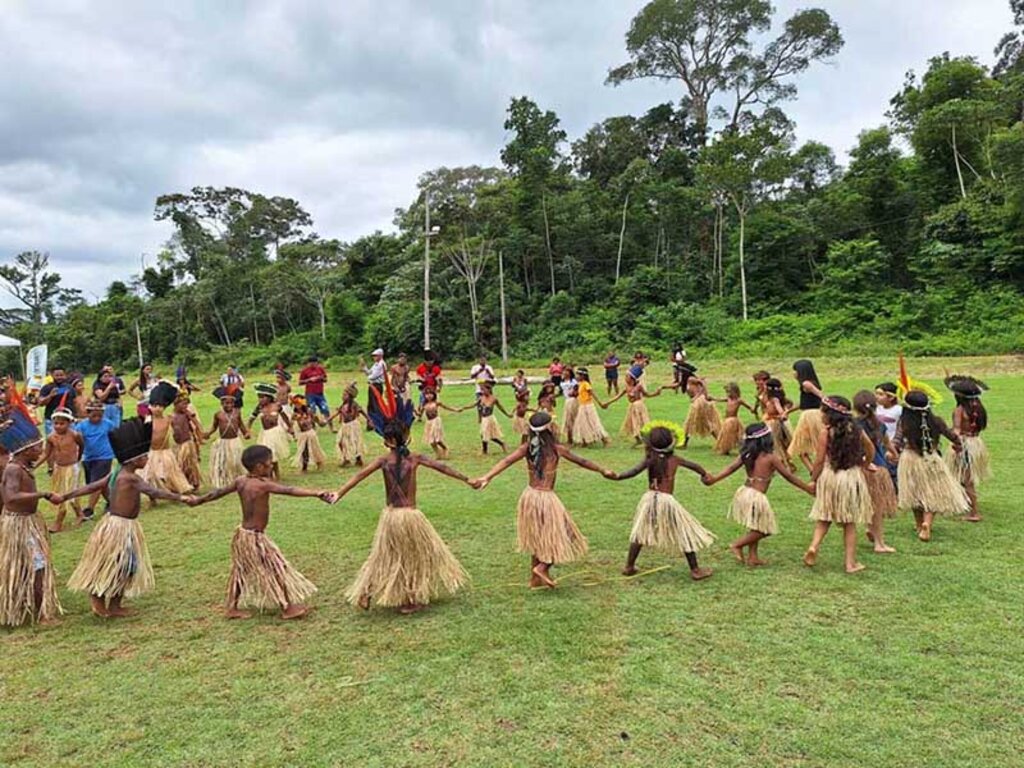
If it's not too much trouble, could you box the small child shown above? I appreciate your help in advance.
[248,383,294,480]
[38,404,83,532]
[334,380,473,614]
[874,382,903,443]
[291,397,328,473]
[204,388,251,487]
[0,395,64,626]
[712,382,755,455]
[762,378,796,471]
[604,365,663,444]
[75,399,116,519]
[171,392,204,489]
[572,368,611,447]
[681,375,722,447]
[66,418,199,617]
[472,411,615,588]
[330,383,367,468]
[943,375,991,522]
[510,388,532,438]
[415,386,463,458]
[470,381,510,454]
[892,390,969,540]
[704,423,815,566]
[559,367,579,444]
[853,390,898,554]
[536,383,560,438]
[803,397,876,573]
[195,445,331,620]
[608,422,715,580]
[141,382,195,499]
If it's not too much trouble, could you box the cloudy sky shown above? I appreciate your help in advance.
[0,0,1013,300]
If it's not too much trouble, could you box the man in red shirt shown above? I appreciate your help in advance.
[415,351,443,407]
[298,356,329,418]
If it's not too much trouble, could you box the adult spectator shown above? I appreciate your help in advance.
[92,365,126,427]
[603,351,621,395]
[416,352,443,406]
[360,348,387,430]
[127,362,160,418]
[548,357,564,386]
[298,356,330,419]
[220,365,246,408]
[470,355,496,398]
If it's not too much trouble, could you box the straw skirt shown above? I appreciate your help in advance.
[863,466,898,518]
[512,414,529,436]
[685,395,722,438]
[573,403,608,445]
[423,416,446,445]
[209,437,245,488]
[258,424,291,463]
[226,527,317,611]
[562,397,579,434]
[621,399,650,438]
[68,514,154,599]
[898,449,970,516]
[630,490,715,553]
[338,420,365,464]
[143,448,193,493]
[944,435,992,485]
[809,464,873,525]
[175,439,202,489]
[713,416,745,455]
[789,408,824,458]
[51,463,79,517]
[480,414,504,442]
[516,487,588,564]
[0,511,62,626]
[768,419,793,463]
[292,430,327,469]
[728,485,778,535]
[346,507,466,608]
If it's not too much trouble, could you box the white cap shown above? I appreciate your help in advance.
[372,348,384,357]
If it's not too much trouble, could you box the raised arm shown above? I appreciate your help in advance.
[335,457,385,501]
[702,457,743,486]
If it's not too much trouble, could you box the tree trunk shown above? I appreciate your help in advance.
[717,204,725,297]
[498,251,509,364]
[249,283,260,345]
[952,124,967,199]
[615,192,630,284]
[738,207,748,322]
[542,191,555,296]
[318,295,327,340]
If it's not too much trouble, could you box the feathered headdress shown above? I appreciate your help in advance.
[0,378,43,454]
[52,391,75,422]
[254,382,277,399]
[368,375,415,439]
[108,417,152,465]
[944,373,988,399]
[148,381,179,409]
[897,353,943,406]
[640,420,685,453]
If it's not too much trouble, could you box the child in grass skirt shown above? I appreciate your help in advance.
[511,384,531,438]
[171,392,203,489]
[249,383,293,480]
[572,368,610,447]
[473,411,614,589]
[330,383,367,467]
[335,378,473,614]
[39,405,83,531]
[291,396,328,472]
[606,365,664,444]
[944,375,991,523]
[704,422,815,566]
[195,444,331,620]
[608,421,715,581]
[559,367,580,444]
[0,392,63,626]
[788,360,826,472]
[762,378,796,471]
[853,391,898,554]
[712,382,755,455]
[893,390,969,541]
[803,397,876,574]
[470,381,510,454]
[416,387,464,459]
[681,376,721,447]
[205,388,250,487]
[142,382,195,497]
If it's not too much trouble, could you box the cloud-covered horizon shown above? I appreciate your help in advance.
[0,0,1013,300]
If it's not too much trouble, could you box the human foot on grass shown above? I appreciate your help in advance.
[281,604,309,620]
[532,564,556,589]
[729,544,745,564]
[225,608,252,620]
[803,549,818,567]
[918,523,931,542]
[621,566,639,576]
[747,556,769,567]
[689,568,713,581]
[89,595,109,618]
[398,603,426,615]
[845,562,866,574]
[873,544,896,554]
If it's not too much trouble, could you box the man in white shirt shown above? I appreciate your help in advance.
[469,356,496,399]
[360,348,387,430]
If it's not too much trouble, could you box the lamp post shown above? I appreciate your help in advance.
[422,190,440,352]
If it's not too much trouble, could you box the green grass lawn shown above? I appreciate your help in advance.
[2,357,1022,767]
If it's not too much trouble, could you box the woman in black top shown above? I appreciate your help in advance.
[788,359,824,472]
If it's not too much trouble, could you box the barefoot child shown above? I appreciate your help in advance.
[205,388,251,487]
[712,382,755,455]
[66,418,198,617]
[171,391,204,490]
[193,445,330,620]
[559,367,579,444]
[291,397,328,473]
[943,375,991,522]
[803,397,876,573]
[788,359,826,472]
[681,375,722,447]
[608,421,715,581]
[471,381,510,454]
[471,411,615,589]
[762,378,796,471]
[330,383,367,468]
[38,404,83,531]
[75,400,116,519]
[606,365,663,444]
[141,382,195,499]
[415,387,463,458]
[248,383,293,479]
[892,390,969,540]
[705,423,815,565]
[335,379,472,614]
[853,391,898,554]
[0,397,63,626]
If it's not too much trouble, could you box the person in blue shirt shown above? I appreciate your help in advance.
[74,400,116,519]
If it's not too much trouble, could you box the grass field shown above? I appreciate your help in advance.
[2,356,1022,767]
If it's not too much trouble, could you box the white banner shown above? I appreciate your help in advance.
[25,344,48,389]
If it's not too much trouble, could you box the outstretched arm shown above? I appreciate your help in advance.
[193,480,241,506]
[136,478,194,504]
[740,399,756,414]
[335,457,385,501]
[476,444,528,485]
[56,475,111,503]
[418,455,471,485]
[556,445,616,478]
[495,398,512,418]
[609,458,649,481]
[3,470,58,505]
[703,457,743,486]
[263,481,332,501]
[772,456,815,495]
[673,455,709,478]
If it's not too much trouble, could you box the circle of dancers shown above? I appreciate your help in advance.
[0,351,992,626]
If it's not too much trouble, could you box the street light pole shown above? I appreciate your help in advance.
[423,189,431,352]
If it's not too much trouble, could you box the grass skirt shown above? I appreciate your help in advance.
[258,424,291,463]
[423,416,446,446]
[620,399,650,438]
[480,414,504,442]
[0,512,62,625]
[728,485,778,534]
[898,449,969,516]
[338,420,365,463]
[346,507,466,608]
[175,440,202,488]
[143,448,194,493]
[864,466,898,518]
[713,416,744,455]
[573,402,608,445]
[51,463,79,517]
[516,487,588,564]
[788,408,824,459]
[292,430,327,469]
[630,490,715,553]
[945,435,992,485]
[562,397,579,434]
[68,514,154,599]
[685,395,722,437]
[512,414,529,436]
[809,464,873,525]
[226,527,317,611]
[768,419,793,464]
[209,437,245,488]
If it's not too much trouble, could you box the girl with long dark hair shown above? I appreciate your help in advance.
[944,375,991,522]
[853,390,897,554]
[789,359,825,472]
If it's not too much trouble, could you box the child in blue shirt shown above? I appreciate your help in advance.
[74,400,116,518]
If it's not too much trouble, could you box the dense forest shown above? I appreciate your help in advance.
[3,0,1023,372]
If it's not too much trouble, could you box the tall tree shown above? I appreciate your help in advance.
[0,251,82,333]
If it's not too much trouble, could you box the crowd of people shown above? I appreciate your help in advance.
[0,346,993,626]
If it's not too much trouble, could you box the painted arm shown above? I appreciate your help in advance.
[3,467,57,504]
[476,444,528,485]
[192,480,240,506]
[702,457,743,486]
[418,455,472,485]
[674,455,709,478]
[556,445,615,478]
[609,459,648,481]
[58,475,111,503]
[334,457,385,501]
